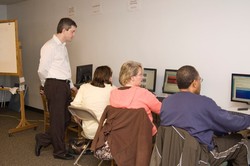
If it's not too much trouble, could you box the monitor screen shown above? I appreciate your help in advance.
[231,73,250,104]
[76,64,93,85]
[162,69,179,94]
[141,68,157,92]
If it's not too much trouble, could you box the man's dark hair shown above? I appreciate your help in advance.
[91,66,112,88]
[57,18,77,33]
[176,65,199,89]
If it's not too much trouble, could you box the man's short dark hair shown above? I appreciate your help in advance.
[176,65,199,89]
[57,18,77,33]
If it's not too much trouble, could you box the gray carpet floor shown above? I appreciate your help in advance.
[0,108,111,166]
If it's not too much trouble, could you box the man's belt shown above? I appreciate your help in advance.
[46,78,70,84]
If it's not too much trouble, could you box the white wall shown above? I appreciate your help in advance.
[0,5,7,19]
[5,0,250,109]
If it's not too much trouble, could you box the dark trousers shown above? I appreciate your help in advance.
[208,133,248,166]
[36,79,72,156]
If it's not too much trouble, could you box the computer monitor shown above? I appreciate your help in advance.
[76,64,93,86]
[231,73,250,104]
[141,68,157,92]
[162,69,179,94]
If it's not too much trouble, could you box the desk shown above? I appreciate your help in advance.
[227,107,250,115]
[0,87,38,136]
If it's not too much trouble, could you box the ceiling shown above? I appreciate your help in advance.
[0,0,26,5]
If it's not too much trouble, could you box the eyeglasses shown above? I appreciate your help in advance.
[199,77,203,83]
[135,73,143,77]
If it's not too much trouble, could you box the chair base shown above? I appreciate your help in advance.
[73,140,92,166]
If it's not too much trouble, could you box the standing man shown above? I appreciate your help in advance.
[36,18,78,160]
[160,65,250,165]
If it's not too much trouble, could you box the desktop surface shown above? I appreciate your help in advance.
[226,107,250,115]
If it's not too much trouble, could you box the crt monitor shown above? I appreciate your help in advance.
[231,73,250,104]
[162,69,179,94]
[141,68,157,92]
[76,64,93,85]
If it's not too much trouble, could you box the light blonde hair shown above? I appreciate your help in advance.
[119,61,142,86]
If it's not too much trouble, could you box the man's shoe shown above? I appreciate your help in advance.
[54,153,75,160]
[35,140,43,156]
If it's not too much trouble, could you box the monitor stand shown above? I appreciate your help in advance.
[157,96,165,102]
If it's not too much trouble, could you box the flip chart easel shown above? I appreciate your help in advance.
[0,20,38,136]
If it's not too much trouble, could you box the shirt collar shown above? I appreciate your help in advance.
[53,34,66,46]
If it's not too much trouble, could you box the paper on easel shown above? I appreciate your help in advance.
[19,77,25,83]
[92,0,102,14]
[9,87,18,94]
[19,84,25,91]
[128,0,141,11]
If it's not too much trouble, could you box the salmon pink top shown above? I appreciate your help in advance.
[110,86,162,135]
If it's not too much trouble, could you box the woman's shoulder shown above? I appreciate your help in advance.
[129,86,155,97]
[134,86,151,92]
[78,83,95,90]
[104,83,116,89]
[79,83,91,87]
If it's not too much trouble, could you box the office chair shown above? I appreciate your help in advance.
[39,90,50,132]
[68,105,101,166]
[39,87,81,140]
[150,126,208,166]
[150,126,230,166]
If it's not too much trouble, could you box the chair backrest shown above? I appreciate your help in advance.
[39,86,48,112]
[39,88,50,132]
[150,126,208,166]
[40,92,48,112]
[68,106,110,166]
[68,105,99,125]
[91,105,153,166]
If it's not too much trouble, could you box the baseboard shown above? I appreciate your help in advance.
[0,101,9,107]
[25,105,43,114]
[0,102,43,114]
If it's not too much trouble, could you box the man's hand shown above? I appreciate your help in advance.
[40,86,45,95]
[71,87,78,97]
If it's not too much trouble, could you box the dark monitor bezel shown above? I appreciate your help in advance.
[162,69,179,94]
[231,73,250,104]
[76,64,93,84]
[141,68,157,92]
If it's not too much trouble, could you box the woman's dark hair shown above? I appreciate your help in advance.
[91,66,112,88]
[57,17,77,33]
[176,65,199,89]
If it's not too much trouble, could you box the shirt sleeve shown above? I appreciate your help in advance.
[206,98,250,133]
[143,90,162,114]
[69,79,74,89]
[70,85,85,107]
[37,44,54,86]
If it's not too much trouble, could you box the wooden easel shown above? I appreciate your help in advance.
[0,20,38,136]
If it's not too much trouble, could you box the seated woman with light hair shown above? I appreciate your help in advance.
[110,61,162,136]
[71,65,116,138]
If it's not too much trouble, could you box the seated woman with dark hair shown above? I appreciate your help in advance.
[110,61,162,136]
[71,65,115,138]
